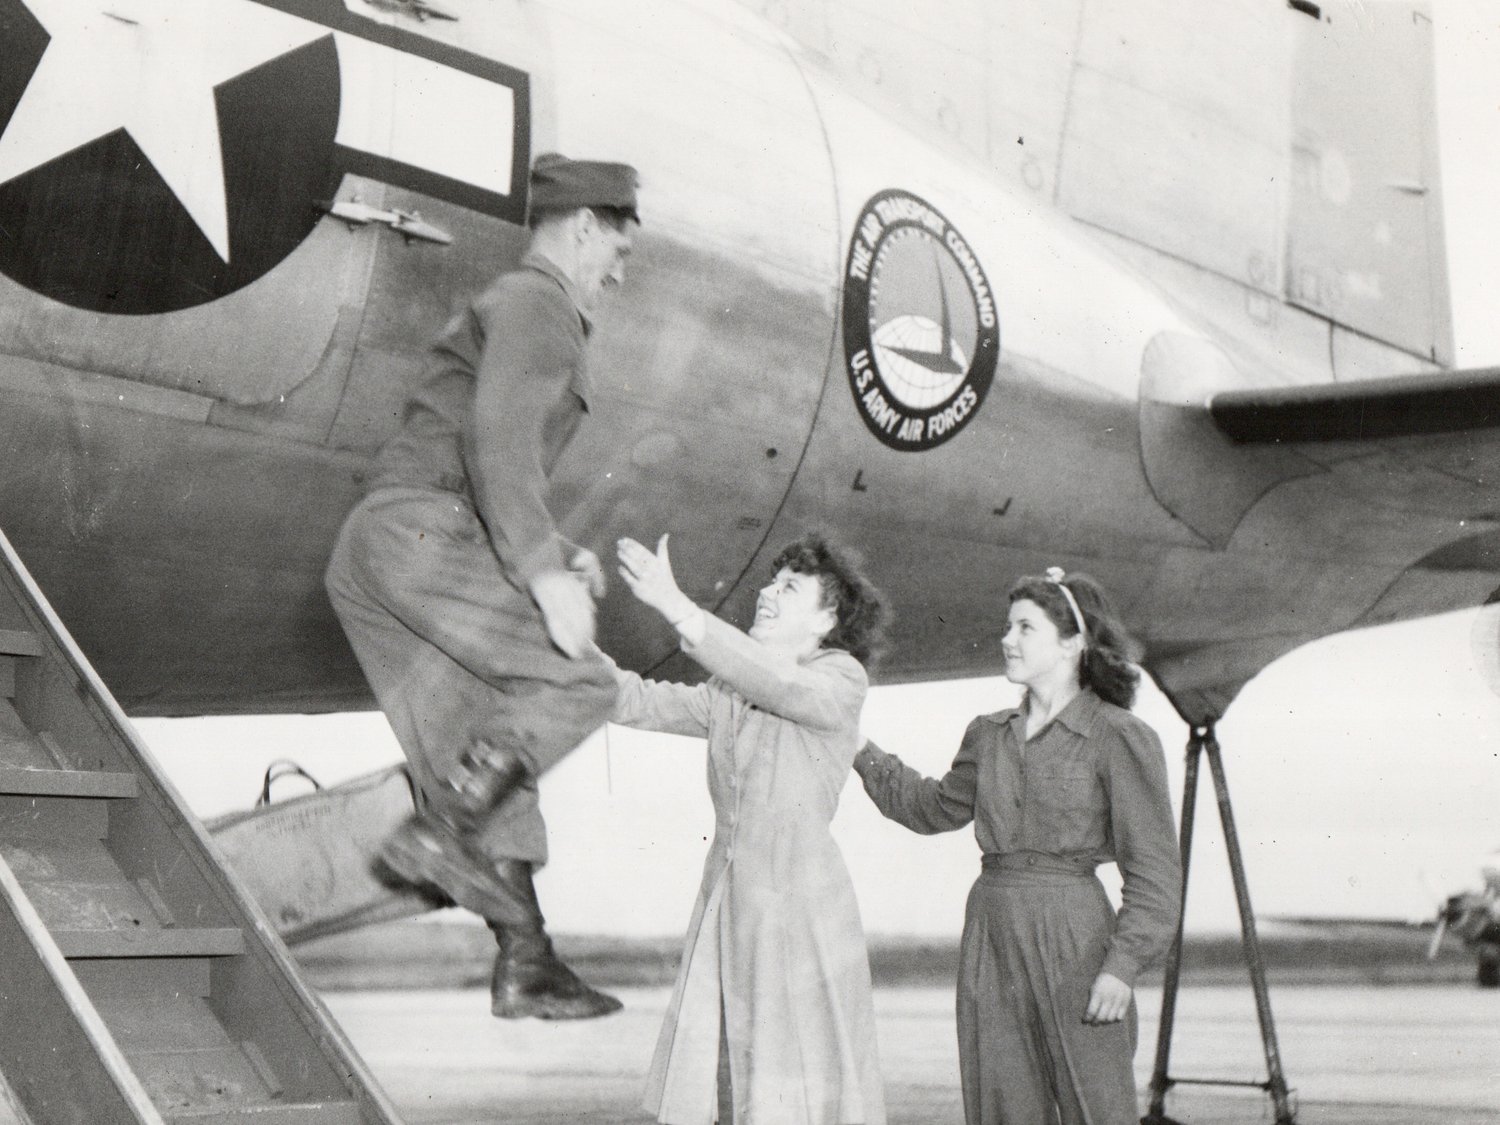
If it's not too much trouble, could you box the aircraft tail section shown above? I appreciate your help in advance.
[1057,1,1450,366]
[0,528,402,1125]
[1137,340,1500,720]
[1282,3,1450,365]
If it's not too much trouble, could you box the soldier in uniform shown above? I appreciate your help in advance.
[325,153,640,1019]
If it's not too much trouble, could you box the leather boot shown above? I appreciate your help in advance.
[376,740,537,924]
[488,861,623,1020]
[376,815,537,927]
[442,739,530,830]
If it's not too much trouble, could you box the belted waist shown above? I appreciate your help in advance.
[980,851,1096,885]
[368,468,472,499]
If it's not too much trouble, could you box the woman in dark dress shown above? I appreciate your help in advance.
[855,568,1181,1125]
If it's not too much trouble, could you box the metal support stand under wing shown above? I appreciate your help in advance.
[0,526,403,1125]
[1143,725,1296,1125]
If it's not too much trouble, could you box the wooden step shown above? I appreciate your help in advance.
[0,837,243,956]
[0,703,31,750]
[53,927,245,958]
[0,526,403,1125]
[0,853,164,1124]
[0,631,41,658]
[0,707,76,773]
[0,766,137,798]
[95,993,274,1110]
[0,632,40,701]
[74,956,212,1000]
[0,794,108,840]
[165,1103,363,1124]
[92,993,363,1125]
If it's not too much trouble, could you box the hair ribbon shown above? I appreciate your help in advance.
[1044,566,1088,643]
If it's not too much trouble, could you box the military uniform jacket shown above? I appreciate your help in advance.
[371,251,591,589]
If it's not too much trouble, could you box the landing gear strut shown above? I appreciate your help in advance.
[1142,724,1297,1125]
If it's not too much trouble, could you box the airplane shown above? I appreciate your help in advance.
[0,0,1490,721]
[1264,847,1500,989]
[1430,850,1500,987]
[0,0,1496,1119]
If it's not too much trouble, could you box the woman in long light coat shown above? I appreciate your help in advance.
[611,532,890,1125]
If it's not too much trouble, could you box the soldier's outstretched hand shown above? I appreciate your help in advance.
[530,570,597,658]
[568,546,607,598]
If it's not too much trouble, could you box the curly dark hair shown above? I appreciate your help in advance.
[1007,571,1141,708]
[770,533,890,668]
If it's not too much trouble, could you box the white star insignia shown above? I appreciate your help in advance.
[0,0,327,261]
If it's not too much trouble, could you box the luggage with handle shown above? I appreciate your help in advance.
[206,760,440,944]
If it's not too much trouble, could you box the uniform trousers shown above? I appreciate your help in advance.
[325,486,617,865]
[956,858,1139,1125]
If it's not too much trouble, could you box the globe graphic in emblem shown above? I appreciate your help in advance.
[871,314,970,410]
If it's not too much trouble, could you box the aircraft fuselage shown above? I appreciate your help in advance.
[0,0,1487,721]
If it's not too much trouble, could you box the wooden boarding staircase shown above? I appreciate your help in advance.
[0,527,404,1125]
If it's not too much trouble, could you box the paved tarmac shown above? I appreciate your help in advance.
[324,982,1500,1124]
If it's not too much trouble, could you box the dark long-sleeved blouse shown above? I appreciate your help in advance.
[857,689,1181,986]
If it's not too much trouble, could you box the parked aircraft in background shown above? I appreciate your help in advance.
[1,0,1496,1117]
[1431,851,1500,987]
[1266,848,1500,990]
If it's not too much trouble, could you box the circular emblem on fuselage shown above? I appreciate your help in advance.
[842,189,998,450]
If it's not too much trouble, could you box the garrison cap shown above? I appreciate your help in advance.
[529,153,640,223]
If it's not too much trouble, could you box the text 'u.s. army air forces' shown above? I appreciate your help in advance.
[0,0,529,314]
[842,189,999,452]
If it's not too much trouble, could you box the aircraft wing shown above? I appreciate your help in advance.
[1136,357,1500,722]
[1210,366,1500,603]
[1204,365,1500,576]
[1211,367,1500,444]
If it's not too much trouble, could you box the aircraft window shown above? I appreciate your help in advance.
[1286,0,1321,18]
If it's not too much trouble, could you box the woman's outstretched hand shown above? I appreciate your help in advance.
[617,535,697,625]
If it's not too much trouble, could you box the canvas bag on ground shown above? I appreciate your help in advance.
[206,761,439,944]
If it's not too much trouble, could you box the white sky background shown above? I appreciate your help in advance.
[140,3,1500,938]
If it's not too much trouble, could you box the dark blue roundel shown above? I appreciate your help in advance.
[842,189,1000,451]
[0,0,340,315]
